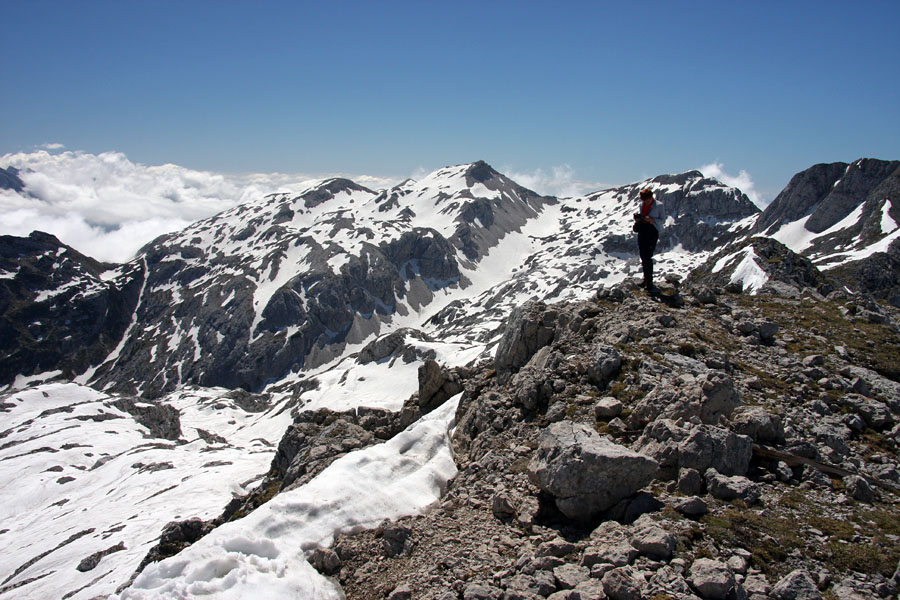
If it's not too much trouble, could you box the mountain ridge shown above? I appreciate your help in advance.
[3,159,898,397]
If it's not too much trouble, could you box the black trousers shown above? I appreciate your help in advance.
[637,224,659,287]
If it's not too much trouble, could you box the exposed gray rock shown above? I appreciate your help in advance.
[462,582,503,600]
[730,405,785,444]
[76,541,126,572]
[630,371,741,428]
[677,467,706,495]
[588,345,622,386]
[417,359,464,414]
[594,397,624,419]
[552,564,590,590]
[309,547,341,575]
[491,491,517,520]
[770,569,822,600]
[358,328,434,365]
[537,539,577,558]
[705,469,762,504]
[629,516,676,560]
[0,232,145,388]
[110,398,182,441]
[634,420,753,479]
[584,521,638,568]
[843,475,875,503]
[673,495,709,517]
[689,558,735,599]
[582,539,638,569]
[494,301,556,374]
[527,421,658,521]
[382,523,414,557]
[601,566,644,600]
[387,583,413,600]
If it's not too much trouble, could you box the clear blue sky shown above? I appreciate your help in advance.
[3,0,898,200]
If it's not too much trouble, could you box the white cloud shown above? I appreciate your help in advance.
[698,162,767,209]
[39,142,65,150]
[501,164,612,198]
[0,150,404,263]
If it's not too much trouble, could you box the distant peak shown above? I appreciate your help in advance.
[300,177,375,209]
[316,178,374,195]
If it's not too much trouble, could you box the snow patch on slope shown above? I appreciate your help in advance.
[119,395,461,600]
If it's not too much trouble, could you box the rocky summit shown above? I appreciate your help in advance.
[0,159,899,600]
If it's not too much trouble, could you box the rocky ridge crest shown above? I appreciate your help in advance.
[322,278,900,600]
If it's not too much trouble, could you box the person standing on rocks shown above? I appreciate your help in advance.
[633,188,665,292]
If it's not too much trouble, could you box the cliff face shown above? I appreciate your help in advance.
[0,231,144,386]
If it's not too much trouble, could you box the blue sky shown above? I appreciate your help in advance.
[3,0,899,201]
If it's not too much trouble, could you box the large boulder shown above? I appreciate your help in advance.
[587,345,622,386]
[527,421,658,521]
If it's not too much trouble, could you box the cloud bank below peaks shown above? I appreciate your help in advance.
[503,164,614,198]
[0,150,402,263]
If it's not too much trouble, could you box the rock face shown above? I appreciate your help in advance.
[527,421,658,521]
[830,237,900,306]
[0,231,144,387]
[757,159,900,237]
[634,419,754,478]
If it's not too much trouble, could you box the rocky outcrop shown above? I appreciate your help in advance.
[110,397,182,441]
[493,301,557,375]
[332,282,900,600]
[829,237,900,307]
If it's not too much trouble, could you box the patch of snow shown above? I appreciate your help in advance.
[118,394,461,600]
[11,370,63,389]
[881,198,898,234]
[770,215,818,253]
[817,226,900,268]
[729,248,768,294]
[712,248,743,274]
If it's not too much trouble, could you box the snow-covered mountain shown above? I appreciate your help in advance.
[0,158,898,599]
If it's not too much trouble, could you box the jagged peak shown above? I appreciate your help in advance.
[0,165,26,193]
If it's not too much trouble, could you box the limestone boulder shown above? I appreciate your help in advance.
[528,421,658,521]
